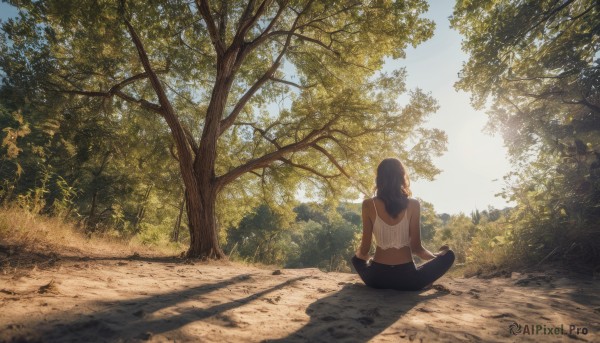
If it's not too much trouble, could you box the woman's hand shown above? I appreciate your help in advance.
[355,252,370,261]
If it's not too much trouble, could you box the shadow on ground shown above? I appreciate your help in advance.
[0,243,184,271]
[268,283,446,342]
[9,274,308,342]
[6,267,448,343]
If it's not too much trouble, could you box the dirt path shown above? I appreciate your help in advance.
[1,255,598,342]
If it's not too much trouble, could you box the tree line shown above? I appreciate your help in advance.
[223,200,514,272]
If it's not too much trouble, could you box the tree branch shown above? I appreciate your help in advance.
[234,0,272,44]
[237,0,258,32]
[216,115,337,190]
[51,79,162,114]
[122,5,195,171]
[266,30,340,56]
[295,1,360,32]
[252,1,288,41]
[219,1,316,137]
[310,143,352,180]
[504,71,576,82]
[195,0,225,55]
[114,91,163,113]
[245,0,312,55]
[107,72,152,93]
[312,141,371,195]
[512,0,576,46]
[178,31,212,58]
[219,14,299,136]
[269,76,313,89]
[561,97,600,115]
[182,125,200,153]
[235,122,282,149]
[218,0,228,43]
[278,157,340,179]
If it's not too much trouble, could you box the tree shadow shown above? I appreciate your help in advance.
[0,243,189,271]
[14,274,308,342]
[267,283,447,342]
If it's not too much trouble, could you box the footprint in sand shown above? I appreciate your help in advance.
[467,288,481,299]
[433,284,462,295]
[263,296,281,304]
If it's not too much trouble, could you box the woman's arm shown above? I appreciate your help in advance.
[408,199,437,261]
[355,199,374,260]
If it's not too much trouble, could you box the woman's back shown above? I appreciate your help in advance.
[369,197,414,265]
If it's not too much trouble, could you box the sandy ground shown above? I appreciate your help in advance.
[0,253,599,343]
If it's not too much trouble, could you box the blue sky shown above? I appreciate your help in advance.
[0,2,16,18]
[0,1,513,214]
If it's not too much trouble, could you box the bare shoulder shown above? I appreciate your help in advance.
[408,198,421,211]
[362,197,378,215]
[362,197,375,209]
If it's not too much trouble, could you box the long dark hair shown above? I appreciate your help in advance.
[375,158,411,217]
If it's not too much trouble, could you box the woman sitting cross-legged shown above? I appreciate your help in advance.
[352,158,455,291]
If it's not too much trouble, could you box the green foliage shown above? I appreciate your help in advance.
[225,204,295,266]
[226,202,360,271]
[419,199,440,242]
[452,0,600,265]
[423,206,512,268]
[291,218,360,272]
[0,109,30,202]
[136,222,173,247]
[52,175,78,217]
[431,214,476,264]
[464,212,514,272]
[1,110,30,160]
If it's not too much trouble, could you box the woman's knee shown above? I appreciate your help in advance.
[351,255,364,267]
[351,255,368,274]
[443,249,455,265]
[435,249,455,265]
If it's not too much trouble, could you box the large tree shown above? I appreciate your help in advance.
[452,0,600,262]
[2,0,446,258]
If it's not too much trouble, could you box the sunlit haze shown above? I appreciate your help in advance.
[388,2,514,214]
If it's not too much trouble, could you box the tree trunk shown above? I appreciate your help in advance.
[87,191,98,230]
[183,55,236,259]
[171,196,185,243]
[133,184,152,233]
[183,175,224,259]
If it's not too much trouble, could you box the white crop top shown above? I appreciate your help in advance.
[372,199,410,249]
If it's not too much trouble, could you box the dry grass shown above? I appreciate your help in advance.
[0,206,184,273]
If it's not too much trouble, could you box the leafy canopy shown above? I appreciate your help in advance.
[452,0,600,263]
[1,0,447,238]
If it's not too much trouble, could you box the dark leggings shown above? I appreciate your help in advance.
[351,250,455,291]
